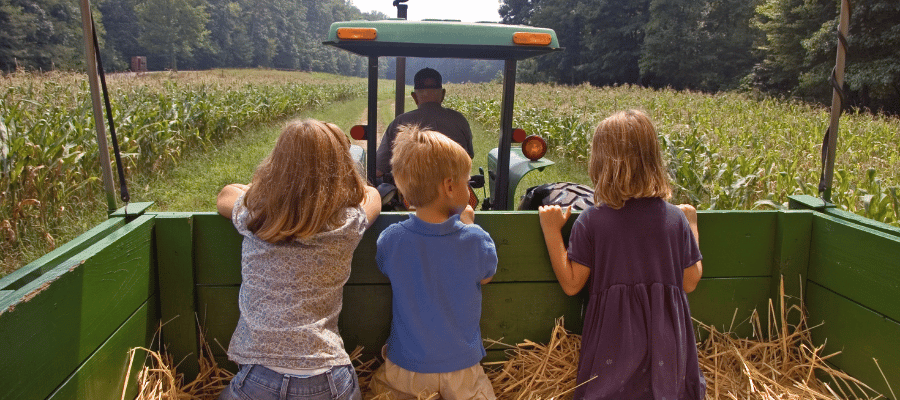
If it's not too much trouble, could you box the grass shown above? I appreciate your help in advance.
[135,82,398,212]
[1,69,366,276]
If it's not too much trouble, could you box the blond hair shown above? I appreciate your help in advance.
[589,110,671,209]
[391,125,471,207]
[243,119,365,243]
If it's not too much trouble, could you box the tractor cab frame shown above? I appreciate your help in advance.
[324,19,561,210]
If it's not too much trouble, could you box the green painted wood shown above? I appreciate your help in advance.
[341,284,392,356]
[195,285,240,360]
[0,215,156,400]
[155,213,200,381]
[790,194,899,238]
[109,201,155,218]
[687,277,772,339]
[193,213,242,286]
[195,282,586,363]
[0,218,125,295]
[349,213,407,285]
[770,211,812,317]
[788,194,835,211]
[808,213,900,322]
[46,296,159,400]
[806,282,900,398]
[696,211,776,278]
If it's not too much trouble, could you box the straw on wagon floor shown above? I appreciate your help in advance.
[127,283,890,400]
[122,320,233,400]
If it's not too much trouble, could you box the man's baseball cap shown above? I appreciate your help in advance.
[414,68,443,89]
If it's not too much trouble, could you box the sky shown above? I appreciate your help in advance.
[350,0,503,23]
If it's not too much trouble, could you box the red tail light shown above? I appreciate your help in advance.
[522,135,547,161]
[512,128,527,143]
[350,125,367,140]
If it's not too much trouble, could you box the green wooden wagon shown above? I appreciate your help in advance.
[1,3,897,400]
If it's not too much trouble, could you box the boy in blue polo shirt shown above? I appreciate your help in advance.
[371,125,498,399]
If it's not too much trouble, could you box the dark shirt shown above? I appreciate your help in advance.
[376,102,474,175]
[567,198,705,400]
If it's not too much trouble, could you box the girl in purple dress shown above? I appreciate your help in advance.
[538,110,705,400]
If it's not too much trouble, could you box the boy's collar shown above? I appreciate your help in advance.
[403,213,464,236]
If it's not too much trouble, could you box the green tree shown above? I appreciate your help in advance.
[578,0,649,86]
[135,0,210,71]
[0,0,86,72]
[750,0,832,94]
[800,0,900,112]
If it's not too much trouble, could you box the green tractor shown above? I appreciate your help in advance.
[324,16,565,211]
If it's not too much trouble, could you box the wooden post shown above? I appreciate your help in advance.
[821,0,851,202]
[78,0,117,212]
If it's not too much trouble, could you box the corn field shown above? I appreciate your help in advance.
[445,83,900,226]
[1,70,365,275]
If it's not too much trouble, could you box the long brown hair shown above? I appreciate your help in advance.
[589,110,671,209]
[243,119,365,243]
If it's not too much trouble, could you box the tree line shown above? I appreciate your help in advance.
[1,0,390,75]
[500,0,900,113]
[2,0,898,111]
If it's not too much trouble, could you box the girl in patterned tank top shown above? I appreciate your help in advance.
[216,119,381,400]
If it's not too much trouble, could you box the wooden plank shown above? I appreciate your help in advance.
[481,282,585,343]
[349,213,407,285]
[808,213,900,322]
[696,211,776,278]
[806,282,900,397]
[154,213,200,381]
[770,211,812,317]
[196,282,585,363]
[0,215,156,400]
[46,296,159,400]
[790,194,900,238]
[0,218,125,295]
[109,201,155,218]
[688,277,772,339]
[193,213,242,286]
[195,285,240,361]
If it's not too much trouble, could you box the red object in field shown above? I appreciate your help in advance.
[350,125,367,140]
[522,135,547,161]
[512,128,527,143]
[468,185,479,209]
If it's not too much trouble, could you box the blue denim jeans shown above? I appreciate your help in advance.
[218,364,361,400]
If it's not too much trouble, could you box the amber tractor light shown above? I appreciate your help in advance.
[511,128,527,143]
[337,28,377,40]
[350,125,367,140]
[513,32,552,46]
[521,135,547,161]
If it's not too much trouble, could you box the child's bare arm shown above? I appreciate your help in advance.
[459,205,475,225]
[217,184,248,219]
[360,185,382,227]
[678,204,703,293]
[539,205,591,296]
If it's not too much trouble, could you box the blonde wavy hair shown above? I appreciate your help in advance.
[391,125,471,207]
[243,119,365,243]
[589,110,671,209]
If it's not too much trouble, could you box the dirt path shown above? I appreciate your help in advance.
[351,97,396,148]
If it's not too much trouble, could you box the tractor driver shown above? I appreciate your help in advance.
[375,67,474,179]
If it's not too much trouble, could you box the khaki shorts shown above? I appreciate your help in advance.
[370,346,496,400]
